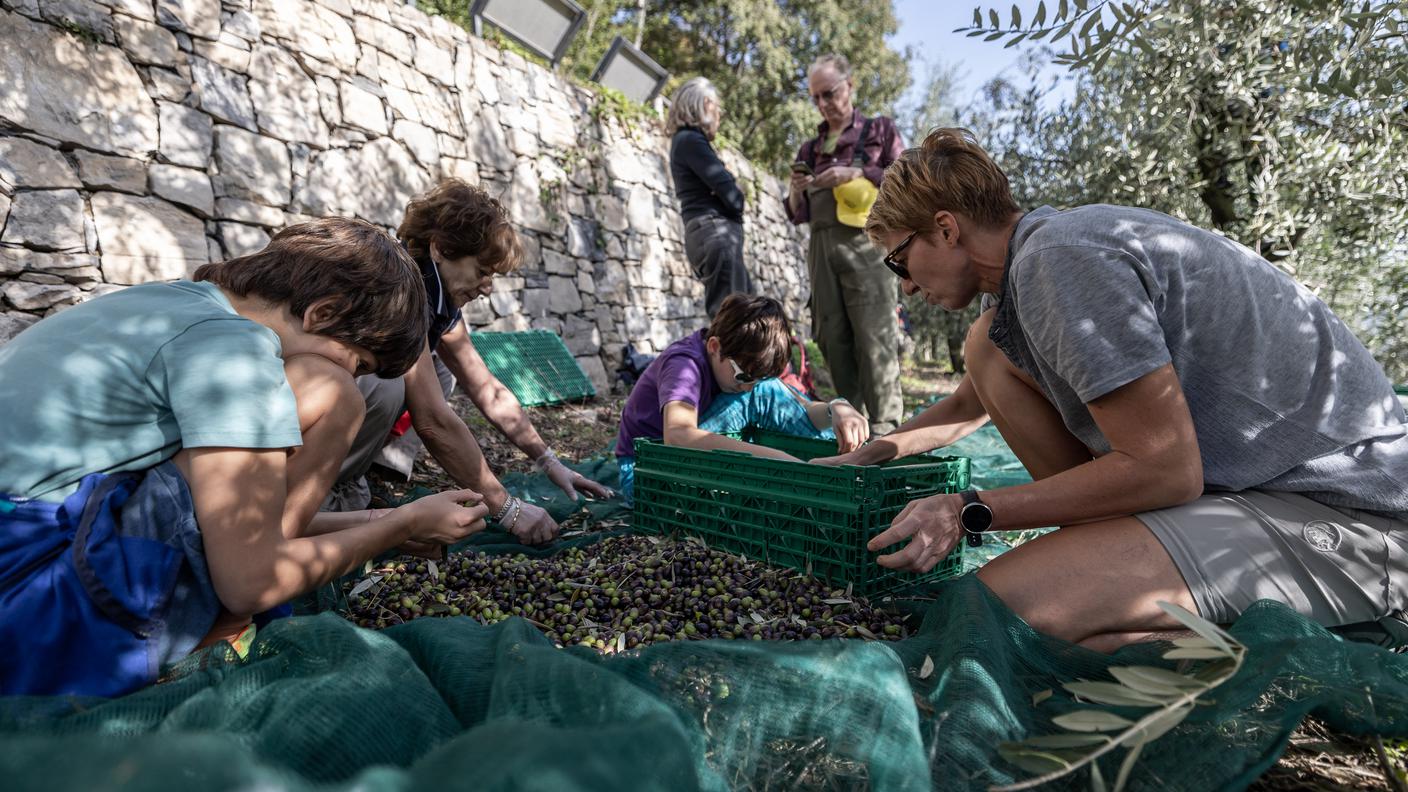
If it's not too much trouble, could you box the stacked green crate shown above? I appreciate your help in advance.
[632,428,970,595]
[468,330,596,406]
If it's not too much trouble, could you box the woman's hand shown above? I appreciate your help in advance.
[867,493,964,572]
[508,501,559,546]
[830,401,870,453]
[539,454,614,501]
[400,489,489,545]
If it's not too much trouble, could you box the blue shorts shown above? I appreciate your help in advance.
[0,462,221,697]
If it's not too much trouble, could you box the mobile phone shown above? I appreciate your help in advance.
[790,161,813,175]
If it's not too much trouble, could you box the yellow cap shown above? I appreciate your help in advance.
[833,177,878,228]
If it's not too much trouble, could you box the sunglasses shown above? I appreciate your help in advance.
[883,230,917,280]
[727,358,756,385]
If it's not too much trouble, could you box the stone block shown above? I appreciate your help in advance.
[90,191,209,283]
[562,315,600,356]
[0,137,80,191]
[41,0,116,43]
[415,35,454,80]
[224,9,260,42]
[392,119,439,169]
[110,0,155,21]
[507,160,550,233]
[1,190,87,252]
[19,272,66,285]
[156,0,219,39]
[145,66,191,102]
[1,280,79,311]
[213,125,291,206]
[0,11,158,157]
[506,125,539,158]
[604,141,645,184]
[74,150,147,193]
[576,270,595,296]
[214,197,284,226]
[626,183,656,234]
[0,193,9,234]
[487,289,519,317]
[354,13,412,62]
[593,194,628,233]
[150,163,215,216]
[539,104,577,150]
[115,13,179,65]
[191,55,256,131]
[0,311,40,343]
[157,102,214,168]
[248,47,330,147]
[547,275,582,314]
[521,287,548,318]
[463,298,492,325]
[441,157,479,185]
[218,221,269,257]
[461,98,513,172]
[340,80,388,135]
[193,36,250,71]
[0,247,96,276]
[567,218,599,259]
[294,137,430,227]
[542,248,576,276]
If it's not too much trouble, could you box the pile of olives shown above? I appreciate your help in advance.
[342,534,911,650]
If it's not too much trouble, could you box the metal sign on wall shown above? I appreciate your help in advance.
[590,35,670,104]
[469,0,585,66]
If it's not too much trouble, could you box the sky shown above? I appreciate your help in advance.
[887,0,1075,117]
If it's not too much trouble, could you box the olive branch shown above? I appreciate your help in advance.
[991,601,1247,792]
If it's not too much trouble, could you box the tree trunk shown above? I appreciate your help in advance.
[946,333,966,375]
[634,0,646,48]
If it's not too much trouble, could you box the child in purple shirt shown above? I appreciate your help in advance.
[616,294,870,500]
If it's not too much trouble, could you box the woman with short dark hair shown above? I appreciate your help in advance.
[667,77,754,318]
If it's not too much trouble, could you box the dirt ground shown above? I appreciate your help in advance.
[377,356,1403,790]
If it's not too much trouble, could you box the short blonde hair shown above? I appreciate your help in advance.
[865,128,1021,243]
[666,77,721,137]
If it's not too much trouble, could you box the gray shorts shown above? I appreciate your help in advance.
[1137,490,1408,638]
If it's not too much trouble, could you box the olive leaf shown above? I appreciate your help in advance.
[1032,688,1053,706]
[349,575,383,598]
[1051,710,1134,732]
[1063,681,1172,707]
[427,559,440,581]
[919,655,935,680]
[991,601,1247,792]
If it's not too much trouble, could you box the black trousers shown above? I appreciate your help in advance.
[683,214,753,318]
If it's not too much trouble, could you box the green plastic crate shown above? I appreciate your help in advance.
[469,330,596,407]
[632,428,970,596]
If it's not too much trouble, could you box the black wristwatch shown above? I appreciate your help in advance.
[959,490,993,547]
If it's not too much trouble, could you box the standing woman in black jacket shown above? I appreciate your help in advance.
[667,77,754,318]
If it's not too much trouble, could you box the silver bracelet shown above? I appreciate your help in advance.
[506,498,523,532]
[491,496,517,523]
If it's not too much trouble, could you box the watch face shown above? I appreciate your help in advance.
[961,502,994,533]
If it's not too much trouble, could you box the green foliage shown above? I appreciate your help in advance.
[960,0,1408,381]
[558,0,912,171]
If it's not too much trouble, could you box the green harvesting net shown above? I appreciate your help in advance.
[5,454,1407,790]
[469,330,596,406]
[5,575,1408,791]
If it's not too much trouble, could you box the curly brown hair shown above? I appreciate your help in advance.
[193,218,428,378]
[396,178,524,274]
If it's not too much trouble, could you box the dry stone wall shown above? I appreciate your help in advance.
[0,0,811,392]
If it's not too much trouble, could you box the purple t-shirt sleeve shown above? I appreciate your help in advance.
[657,353,706,411]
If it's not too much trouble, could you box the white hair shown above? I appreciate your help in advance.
[666,77,722,137]
[808,53,852,80]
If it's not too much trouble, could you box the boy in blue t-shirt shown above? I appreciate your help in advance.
[615,294,870,500]
[0,218,490,697]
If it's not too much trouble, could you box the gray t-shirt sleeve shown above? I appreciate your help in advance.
[1013,245,1173,403]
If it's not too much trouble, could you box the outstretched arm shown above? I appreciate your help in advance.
[438,325,612,500]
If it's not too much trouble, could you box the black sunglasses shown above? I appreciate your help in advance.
[727,358,756,384]
[883,231,917,280]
